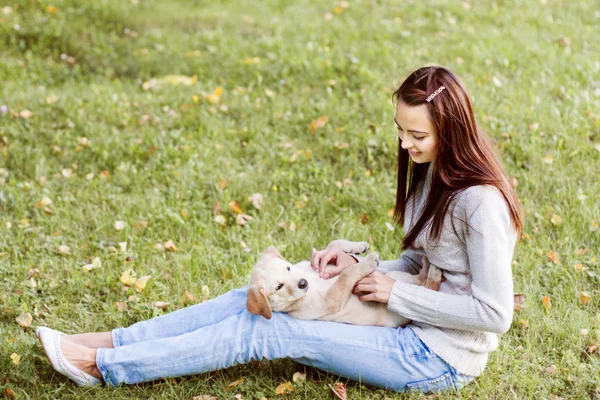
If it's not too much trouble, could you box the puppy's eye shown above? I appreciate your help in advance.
[286,266,291,271]
[276,283,284,290]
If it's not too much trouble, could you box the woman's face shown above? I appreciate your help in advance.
[394,101,439,164]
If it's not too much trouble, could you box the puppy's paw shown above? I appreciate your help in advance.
[358,252,379,274]
[424,265,443,291]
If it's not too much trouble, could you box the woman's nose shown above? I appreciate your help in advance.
[400,137,412,149]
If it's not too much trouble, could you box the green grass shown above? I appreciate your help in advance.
[1,0,599,398]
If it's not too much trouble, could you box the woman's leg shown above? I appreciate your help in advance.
[96,309,463,392]
[66,287,248,349]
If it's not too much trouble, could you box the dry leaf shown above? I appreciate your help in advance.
[543,154,553,164]
[164,240,178,252]
[133,220,148,229]
[545,364,557,375]
[154,243,165,252]
[579,291,591,304]
[514,293,526,311]
[214,215,226,225]
[581,329,588,337]
[550,214,563,225]
[229,201,243,214]
[19,110,33,118]
[116,302,128,311]
[248,193,263,210]
[120,269,137,285]
[594,143,600,152]
[192,396,218,400]
[542,295,551,314]
[181,290,197,305]
[586,342,598,354]
[547,251,560,264]
[236,214,253,225]
[275,381,294,395]
[310,116,328,133]
[328,383,347,400]
[574,263,584,272]
[82,257,102,272]
[225,378,244,391]
[16,312,32,328]
[360,214,369,224]
[10,353,21,365]
[204,87,223,104]
[134,275,151,292]
[292,372,306,382]
[119,242,127,253]
[201,285,210,299]
[218,179,228,190]
[153,301,171,310]
[518,318,529,328]
[576,248,591,256]
[114,220,126,231]
[233,395,243,400]
[56,245,70,255]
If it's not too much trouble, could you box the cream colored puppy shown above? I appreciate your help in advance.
[246,240,442,327]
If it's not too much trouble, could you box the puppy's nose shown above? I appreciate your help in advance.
[298,279,308,290]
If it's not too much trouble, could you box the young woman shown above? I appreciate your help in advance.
[37,65,521,393]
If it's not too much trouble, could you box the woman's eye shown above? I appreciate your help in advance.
[414,136,425,140]
[276,283,284,290]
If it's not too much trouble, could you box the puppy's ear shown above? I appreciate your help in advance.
[260,246,282,258]
[246,283,272,319]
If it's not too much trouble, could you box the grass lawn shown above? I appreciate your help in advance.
[1,0,599,398]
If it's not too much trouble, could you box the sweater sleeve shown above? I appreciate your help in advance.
[386,186,516,334]
[375,249,423,275]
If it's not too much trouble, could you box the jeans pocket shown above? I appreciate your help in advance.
[405,371,456,393]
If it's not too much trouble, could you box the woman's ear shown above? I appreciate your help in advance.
[246,283,272,319]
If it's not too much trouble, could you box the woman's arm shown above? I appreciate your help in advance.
[386,186,517,334]
[375,249,423,275]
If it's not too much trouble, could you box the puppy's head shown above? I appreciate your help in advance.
[246,246,309,319]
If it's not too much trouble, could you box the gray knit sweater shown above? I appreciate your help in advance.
[377,163,517,377]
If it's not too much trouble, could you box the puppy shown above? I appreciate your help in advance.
[246,240,442,327]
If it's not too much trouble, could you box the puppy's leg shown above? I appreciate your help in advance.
[323,252,379,314]
[326,239,370,255]
[423,265,443,291]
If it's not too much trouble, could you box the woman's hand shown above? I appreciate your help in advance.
[311,247,358,279]
[353,271,395,304]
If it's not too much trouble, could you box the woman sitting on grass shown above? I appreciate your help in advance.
[37,65,522,393]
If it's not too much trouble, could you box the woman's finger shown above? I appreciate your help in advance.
[319,250,337,276]
[359,293,376,302]
[311,249,325,270]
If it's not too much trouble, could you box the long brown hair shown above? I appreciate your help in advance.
[392,66,522,249]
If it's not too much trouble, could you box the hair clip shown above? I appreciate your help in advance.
[426,85,446,102]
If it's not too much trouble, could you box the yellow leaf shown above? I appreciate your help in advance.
[225,378,245,391]
[218,179,228,190]
[229,201,243,214]
[248,193,263,210]
[134,275,151,292]
[546,251,560,264]
[579,291,590,304]
[164,74,197,86]
[518,318,529,328]
[181,290,197,305]
[16,312,32,328]
[56,245,70,255]
[119,242,127,253]
[153,301,171,310]
[574,263,584,272]
[275,381,294,395]
[82,257,102,272]
[10,353,21,365]
[164,240,178,252]
[513,293,526,312]
[192,95,199,104]
[545,364,557,375]
[192,396,218,400]
[114,220,126,231]
[542,154,553,164]
[120,269,137,285]
[205,87,223,104]
[309,116,328,133]
[46,5,57,14]
[19,110,33,118]
[541,296,551,314]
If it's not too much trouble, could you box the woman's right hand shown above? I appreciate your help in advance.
[311,247,359,279]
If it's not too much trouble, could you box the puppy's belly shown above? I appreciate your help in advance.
[322,296,410,327]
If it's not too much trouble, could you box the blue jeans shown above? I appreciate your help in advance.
[96,287,474,392]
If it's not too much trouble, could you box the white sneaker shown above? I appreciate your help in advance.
[36,327,102,387]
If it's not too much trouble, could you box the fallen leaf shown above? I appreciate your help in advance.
[543,154,553,164]
[579,291,591,304]
[310,116,328,133]
[248,193,263,210]
[514,293,526,311]
[119,242,127,253]
[114,220,126,231]
[134,275,151,292]
[133,220,149,229]
[192,396,218,400]
[574,263,584,272]
[586,342,598,354]
[229,201,243,214]
[550,214,563,225]
[542,295,551,314]
[576,248,591,256]
[518,318,529,328]
[153,301,171,310]
[581,329,588,337]
[201,285,210,299]
[10,353,21,365]
[545,364,557,375]
[292,372,306,382]
[116,302,128,311]
[19,110,33,118]
[595,143,600,152]
[16,312,32,328]
[225,378,244,391]
[181,290,197,305]
[164,240,178,252]
[204,87,223,104]
[328,383,347,400]
[57,245,70,255]
[120,269,137,285]
[82,257,102,272]
[36,196,52,207]
[275,381,294,395]
[233,395,243,400]
[360,214,369,224]
[236,214,252,225]
[547,251,560,264]
[154,243,165,252]
[218,179,228,190]
[214,215,226,225]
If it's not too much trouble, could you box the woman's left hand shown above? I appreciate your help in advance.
[353,271,396,304]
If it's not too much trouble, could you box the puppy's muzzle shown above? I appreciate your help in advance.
[298,279,308,291]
